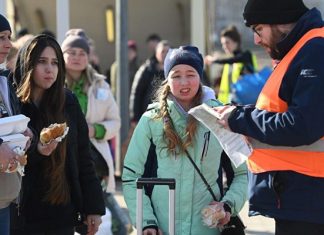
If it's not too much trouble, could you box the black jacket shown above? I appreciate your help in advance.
[129,56,164,122]
[213,49,255,74]
[15,89,105,232]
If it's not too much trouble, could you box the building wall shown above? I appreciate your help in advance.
[11,0,324,72]
[13,0,191,73]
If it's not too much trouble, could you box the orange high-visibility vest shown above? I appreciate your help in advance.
[248,27,324,177]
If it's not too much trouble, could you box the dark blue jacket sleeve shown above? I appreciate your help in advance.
[228,39,324,146]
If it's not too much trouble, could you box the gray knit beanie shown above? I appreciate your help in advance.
[65,28,88,40]
[61,30,90,54]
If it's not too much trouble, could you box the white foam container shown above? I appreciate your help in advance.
[0,114,30,136]
[1,133,29,149]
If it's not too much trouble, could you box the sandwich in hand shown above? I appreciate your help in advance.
[40,122,67,144]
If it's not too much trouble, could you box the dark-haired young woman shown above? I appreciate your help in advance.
[12,34,105,235]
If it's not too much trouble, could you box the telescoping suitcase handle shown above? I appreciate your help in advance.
[136,178,176,235]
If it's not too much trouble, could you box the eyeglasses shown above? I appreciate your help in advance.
[251,25,261,37]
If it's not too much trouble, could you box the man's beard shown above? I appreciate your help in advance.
[260,26,287,60]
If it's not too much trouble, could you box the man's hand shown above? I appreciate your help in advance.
[0,144,19,172]
[213,105,236,130]
[22,127,33,151]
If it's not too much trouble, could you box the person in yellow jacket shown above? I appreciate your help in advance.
[213,0,324,235]
[205,25,258,104]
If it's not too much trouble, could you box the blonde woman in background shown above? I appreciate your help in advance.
[62,29,121,193]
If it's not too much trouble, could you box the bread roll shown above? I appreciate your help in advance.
[40,122,67,144]
[201,204,226,227]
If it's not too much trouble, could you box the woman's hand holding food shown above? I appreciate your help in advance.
[37,140,58,156]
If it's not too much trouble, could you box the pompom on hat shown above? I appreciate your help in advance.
[164,45,203,79]
[0,13,11,33]
[243,0,309,27]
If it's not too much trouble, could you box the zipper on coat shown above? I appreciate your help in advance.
[272,172,284,209]
[200,131,210,162]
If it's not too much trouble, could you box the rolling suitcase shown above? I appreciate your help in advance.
[136,178,176,235]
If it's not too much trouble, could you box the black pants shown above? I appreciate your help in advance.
[275,219,324,235]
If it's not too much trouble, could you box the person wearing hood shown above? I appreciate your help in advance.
[214,1,324,234]
[122,46,247,235]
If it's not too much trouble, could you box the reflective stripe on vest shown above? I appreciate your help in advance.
[250,138,324,152]
[218,63,243,104]
[248,27,324,177]
[251,54,258,71]
[218,54,258,104]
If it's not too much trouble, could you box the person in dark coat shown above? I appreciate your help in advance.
[214,1,324,235]
[11,34,105,235]
[129,40,170,123]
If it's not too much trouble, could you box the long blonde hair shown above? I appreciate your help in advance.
[154,81,203,154]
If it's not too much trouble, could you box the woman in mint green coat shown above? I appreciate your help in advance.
[122,46,247,235]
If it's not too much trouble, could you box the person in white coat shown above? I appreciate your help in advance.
[62,29,121,193]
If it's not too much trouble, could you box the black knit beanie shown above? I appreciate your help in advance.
[164,46,203,79]
[243,0,309,27]
[0,14,11,32]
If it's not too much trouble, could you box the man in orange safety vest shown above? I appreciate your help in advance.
[213,0,324,234]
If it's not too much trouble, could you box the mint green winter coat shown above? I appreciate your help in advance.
[122,98,247,235]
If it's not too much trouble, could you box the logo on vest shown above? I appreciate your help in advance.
[300,69,317,78]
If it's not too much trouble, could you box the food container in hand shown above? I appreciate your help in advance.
[0,114,30,136]
[1,133,29,150]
